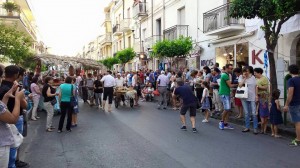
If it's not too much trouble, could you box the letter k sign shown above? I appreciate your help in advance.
[252,49,263,65]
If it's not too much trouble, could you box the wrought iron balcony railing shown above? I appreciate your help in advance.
[133,2,147,18]
[163,25,188,40]
[203,3,245,34]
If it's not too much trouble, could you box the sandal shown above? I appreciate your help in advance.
[274,135,282,138]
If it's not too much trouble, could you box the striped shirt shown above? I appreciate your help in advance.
[0,101,14,147]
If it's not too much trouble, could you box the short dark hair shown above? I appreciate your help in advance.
[65,76,73,84]
[213,67,221,73]
[215,63,219,67]
[248,66,254,74]
[202,81,210,89]
[44,76,53,84]
[225,64,233,69]
[31,77,39,83]
[288,64,299,75]
[4,65,19,78]
[233,67,242,74]
[107,70,112,74]
[18,67,25,77]
[254,68,263,74]
[203,66,211,73]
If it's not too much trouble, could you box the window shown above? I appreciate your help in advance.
[178,7,185,25]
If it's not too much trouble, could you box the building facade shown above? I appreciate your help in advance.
[0,0,45,54]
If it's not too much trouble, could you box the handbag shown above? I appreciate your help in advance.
[50,98,57,106]
[70,85,76,107]
[153,89,160,96]
[235,83,248,99]
[9,124,24,148]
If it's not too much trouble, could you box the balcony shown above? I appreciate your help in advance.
[0,5,37,40]
[101,33,112,46]
[163,25,188,40]
[134,42,142,53]
[144,35,162,49]
[133,2,147,19]
[120,18,131,32]
[203,3,245,36]
[112,24,122,36]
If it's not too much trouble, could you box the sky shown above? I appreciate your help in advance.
[29,0,111,56]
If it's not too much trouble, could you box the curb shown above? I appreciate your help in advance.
[208,113,296,138]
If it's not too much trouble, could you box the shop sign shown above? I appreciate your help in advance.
[201,58,215,67]
[252,49,263,65]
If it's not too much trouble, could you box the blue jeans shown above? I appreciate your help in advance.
[241,100,258,129]
[8,116,23,168]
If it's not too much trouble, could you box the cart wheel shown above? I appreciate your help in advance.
[130,98,134,108]
[115,97,119,108]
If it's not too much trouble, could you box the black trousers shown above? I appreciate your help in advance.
[103,87,114,104]
[58,102,72,131]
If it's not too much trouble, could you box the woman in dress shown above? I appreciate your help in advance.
[30,77,41,120]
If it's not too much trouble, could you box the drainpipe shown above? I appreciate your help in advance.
[151,0,154,70]
[123,0,126,50]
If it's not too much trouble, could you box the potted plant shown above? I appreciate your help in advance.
[2,2,19,16]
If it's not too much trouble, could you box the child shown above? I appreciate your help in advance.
[269,89,283,138]
[201,81,210,123]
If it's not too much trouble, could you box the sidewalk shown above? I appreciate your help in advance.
[209,111,296,138]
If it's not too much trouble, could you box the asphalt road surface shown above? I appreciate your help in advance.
[20,101,299,168]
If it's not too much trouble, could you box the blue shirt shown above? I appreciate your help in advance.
[174,85,197,105]
[211,74,221,89]
[287,76,300,106]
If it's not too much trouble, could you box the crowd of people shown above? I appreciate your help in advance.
[0,62,300,167]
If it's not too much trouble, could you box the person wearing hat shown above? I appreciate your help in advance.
[156,70,170,109]
[115,73,126,106]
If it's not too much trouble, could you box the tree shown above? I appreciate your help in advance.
[152,36,193,68]
[100,57,119,70]
[229,0,300,91]
[152,36,193,58]
[116,48,135,69]
[0,24,34,65]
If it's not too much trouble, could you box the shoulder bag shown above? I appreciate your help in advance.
[235,83,248,99]
[9,124,24,148]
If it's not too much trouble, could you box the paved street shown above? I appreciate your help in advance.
[20,101,299,168]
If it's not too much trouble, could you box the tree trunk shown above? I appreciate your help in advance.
[268,48,278,93]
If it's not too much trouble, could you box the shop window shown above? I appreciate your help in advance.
[215,42,249,68]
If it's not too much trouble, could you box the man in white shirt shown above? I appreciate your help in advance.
[101,71,115,112]
[115,73,124,87]
[115,73,126,106]
[156,71,170,109]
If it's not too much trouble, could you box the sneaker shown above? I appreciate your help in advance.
[36,116,40,119]
[157,106,161,110]
[289,139,300,147]
[57,130,62,133]
[202,119,209,123]
[219,121,224,130]
[163,107,167,110]
[192,128,198,133]
[224,125,234,130]
[180,126,187,131]
[253,129,258,135]
[15,160,29,167]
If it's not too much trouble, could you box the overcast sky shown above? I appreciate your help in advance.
[29,0,111,56]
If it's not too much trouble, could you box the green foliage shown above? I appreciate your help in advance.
[2,2,20,12]
[152,36,193,58]
[0,24,34,65]
[116,48,135,64]
[99,57,119,70]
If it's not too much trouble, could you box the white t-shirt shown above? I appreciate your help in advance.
[202,88,209,98]
[101,75,115,87]
[157,74,169,87]
[115,77,124,87]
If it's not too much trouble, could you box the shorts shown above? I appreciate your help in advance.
[234,98,242,107]
[221,95,231,111]
[289,105,300,123]
[180,103,197,117]
[134,86,142,97]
